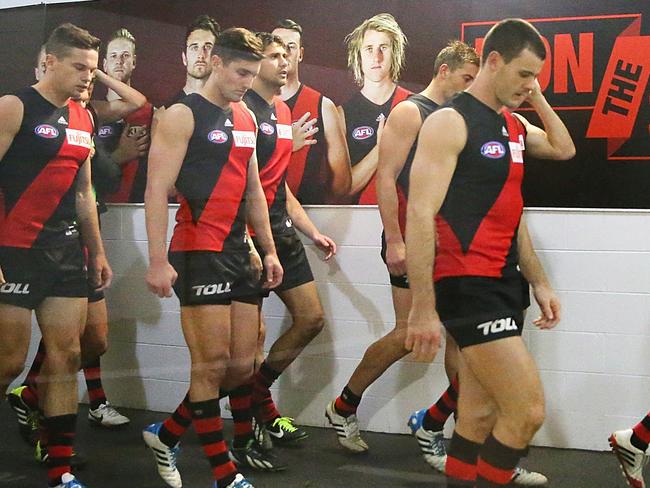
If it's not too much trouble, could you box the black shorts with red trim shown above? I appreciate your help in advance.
[251,232,314,297]
[380,231,409,289]
[0,240,87,310]
[169,250,259,306]
[435,272,527,349]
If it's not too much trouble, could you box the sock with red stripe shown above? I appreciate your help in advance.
[158,394,192,448]
[446,431,480,482]
[190,398,238,487]
[44,414,76,487]
[424,375,459,432]
[631,411,650,452]
[476,434,526,487]
[253,362,281,423]
[334,386,362,418]
[229,383,254,448]
[83,358,107,410]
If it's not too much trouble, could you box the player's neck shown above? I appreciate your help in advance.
[421,79,446,106]
[279,75,300,101]
[466,76,501,113]
[360,78,396,105]
[202,81,233,110]
[252,82,278,105]
[32,80,70,107]
[183,76,207,95]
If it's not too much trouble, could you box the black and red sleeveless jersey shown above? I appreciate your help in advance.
[343,85,411,204]
[101,102,153,203]
[434,92,527,281]
[244,90,294,236]
[0,87,93,249]
[393,93,439,235]
[284,84,327,204]
[164,89,188,109]
[169,94,257,252]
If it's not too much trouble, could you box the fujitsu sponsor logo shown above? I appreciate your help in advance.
[65,129,92,148]
[208,129,228,144]
[34,124,59,139]
[233,130,256,148]
[352,126,374,140]
[0,282,30,295]
[480,141,506,159]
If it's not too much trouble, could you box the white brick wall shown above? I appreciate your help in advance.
[18,205,650,451]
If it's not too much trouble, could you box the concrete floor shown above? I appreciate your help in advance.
[0,406,632,487]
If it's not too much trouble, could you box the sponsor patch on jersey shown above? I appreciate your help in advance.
[233,130,256,148]
[207,129,228,144]
[65,128,92,148]
[509,141,524,163]
[480,141,506,159]
[34,124,59,139]
[98,126,113,137]
[260,122,275,135]
[276,124,292,140]
[352,126,374,140]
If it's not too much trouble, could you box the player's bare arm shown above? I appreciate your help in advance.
[144,104,192,297]
[322,96,351,197]
[405,108,466,362]
[91,68,147,123]
[515,79,575,161]
[377,100,421,277]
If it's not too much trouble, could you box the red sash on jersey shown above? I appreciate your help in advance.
[434,110,526,280]
[105,102,153,203]
[358,86,411,205]
[285,85,321,195]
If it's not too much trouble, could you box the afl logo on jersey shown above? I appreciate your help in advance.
[34,124,59,139]
[259,122,275,135]
[480,141,506,159]
[352,126,374,140]
[208,129,228,144]
[98,126,113,138]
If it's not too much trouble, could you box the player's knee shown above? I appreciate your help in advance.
[300,309,325,338]
[461,403,497,436]
[194,351,230,387]
[82,335,108,359]
[48,346,82,374]
[523,401,545,434]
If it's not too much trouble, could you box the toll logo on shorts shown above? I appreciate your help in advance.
[476,317,518,336]
[480,141,506,159]
[0,282,31,295]
[192,282,232,296]
[259,122,275,135]
[34,124,59,139]
[208,130,228,144]
[352,126,374,140]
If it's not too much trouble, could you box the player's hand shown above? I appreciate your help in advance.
[311,232,336,260]
[89,253,113,291]
[405,305,441,362]
[146,260,177,298]
[531,283,561,329]
[112,124,149,164]
[262,253,283,289]
[0,264,5,285]
[376,113,386,145]
[526,78,545,107]
[292,111,319,152]
[249,249,263,282]
[386,240,406,277]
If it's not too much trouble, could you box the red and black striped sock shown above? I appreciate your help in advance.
[253,362,281,423]
[23,339,46,389]
[190,398,238,487]
[229,383,254,448]
[423,375,459,432]
[158,394,192,448]
[334,386,362,418]
[44,414,76,487]
[83,358,107,410]
[445,431,481,482]
[631,411,650,452]
[475,434,525,487]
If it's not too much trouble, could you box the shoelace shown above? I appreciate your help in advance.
[343,415,361,438]
[428,431,446,456]
[274,417,298,433]
[167,445,181,469]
